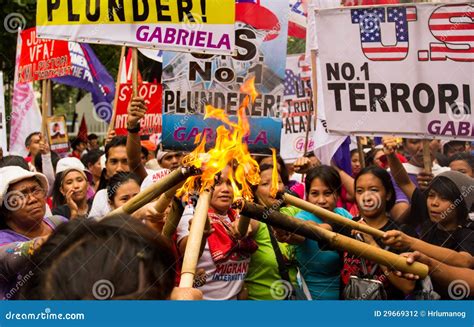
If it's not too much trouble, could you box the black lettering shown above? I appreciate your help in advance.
[156,0,172,22]
[326,63,340,81]
[189,61,212,81]
[463,85,471,114]
[234,29,257,61]
[341,63,355,80]
[86,0,100,21]
[262,95,275,116]
[163,90,175,113]
[133,0,149,21]
[413,83,435,113]
[47,0,60,21]
[438,84,458,114]
[349,83,366,111]
[328,83,346,111]
[177,0,193,22]
[108,0,125,21]
[68,0,80,21]
[368,83,388,112]
[215,67,234,83]
[285,118,293,134]
[390,83,412,113]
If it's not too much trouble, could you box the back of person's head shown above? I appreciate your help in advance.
[104,136,127,160]
[71,137,86,151]
[88,133,98,141]
[81,149,104,168]
[305,165,342,196]
[0,155,30,171]
[25,132,41,148]
[355,166,396,212]
[20,216,176,300]
[34,151,60,173]
[141,146,149,159]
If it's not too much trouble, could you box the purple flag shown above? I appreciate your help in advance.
[53,43,115,123]
[333,137,352,176]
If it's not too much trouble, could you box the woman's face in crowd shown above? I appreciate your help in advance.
[6,178,46,225]
[61,171,88,202]
[256,169,284,207]
[426,189,457,228]
[88,160,103,179]
[111,180,140,209]
[210,166,234,215]
[351,153,361,176]
[449,160,474,178]
[307,178,338,212]
[355,173,388,220]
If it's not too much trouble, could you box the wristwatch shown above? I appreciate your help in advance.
[127,123,140,133]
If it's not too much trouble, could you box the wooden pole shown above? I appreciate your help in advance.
[422,140,432,174]
[105,167,196,218]
[179,191,211,288]
[238,201,429,278]
[310,49,318,134]
[282,193,385,238]
[357,136,366,169]
[132,48,138,97]
[237,214,251,237]
[162,197,185,239]
[41,80,48,137]
[154,182,184,213]
[107,46,126,135]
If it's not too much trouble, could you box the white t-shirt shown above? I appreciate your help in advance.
[89,189,111,220]
[176,206,250,300]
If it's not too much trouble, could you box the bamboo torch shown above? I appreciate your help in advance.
[422,140,432,174]
[179,190,212,288]
[105,167,197,218]
[107,46,126,135]
[281,193,385,238]
[237,201,429,278]
[132,48,138,97]
[162,197,185,239]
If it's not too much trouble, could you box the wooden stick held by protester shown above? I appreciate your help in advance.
[281,193,385,238]
[162,197,185,239]
[237,200,429,278]
[107,46,126,135]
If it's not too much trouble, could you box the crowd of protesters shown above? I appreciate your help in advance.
[0,98,473,301]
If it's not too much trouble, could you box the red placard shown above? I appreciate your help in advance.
[114,83,162,136]
[18,28,71,83]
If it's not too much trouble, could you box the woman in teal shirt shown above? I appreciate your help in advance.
[291,165,352,300]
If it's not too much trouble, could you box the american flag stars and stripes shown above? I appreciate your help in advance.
[351,8,411,61]
[284,68,302,97]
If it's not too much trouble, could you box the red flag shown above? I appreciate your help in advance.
[77,115,88,142]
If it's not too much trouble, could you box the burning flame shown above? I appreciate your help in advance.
[270,148,279,198]
[178,78,261,201]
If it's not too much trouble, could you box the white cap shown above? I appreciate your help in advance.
[0,166,49,207]
[56,157,92,183]
[156,150,169,162]
[140,169,171,190]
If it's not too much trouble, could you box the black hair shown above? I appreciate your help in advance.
[71,137,87,151]
[255,155,289,186]
[443,140,467,155]
[25,132,41,148]
[350,149,359,157]
[33,151,60,173]
[0,155,30,170]
[87,133,99,141]
[366,148,384,167]
[51,170,88,208]
[251,163,281,196]
[354,166,396,212]
[19,216,176,300]
[81,149,104,168]
[305,165,342,196]
[107,172,141,202]
[448,152,474,170]
[426,177,469,225]
[141,146,149,159]
[104,136,127,160]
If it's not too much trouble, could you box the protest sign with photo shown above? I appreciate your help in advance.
[18,27,71,83]
[47,116,69,154]
[314,3,474,140]
[280,54,315,161]
[114,83,162,137]
[161,0,288,153]
[36,0,236,55]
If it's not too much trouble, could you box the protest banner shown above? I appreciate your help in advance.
[10,29,43,157]
[36,0,236,55]
[18,27,71,84]
[0,72,6,153]
[46,116,69,155]
[161,0,288,153]
[314,3,474,140]
[281,54,315,161]
[161,115,282,154]
[114,83,162,137]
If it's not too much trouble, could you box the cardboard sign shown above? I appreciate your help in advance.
[18,28,71,83]
[47,116,69,154]
[114,83,162,136]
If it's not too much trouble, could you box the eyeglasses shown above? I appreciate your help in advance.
[16,186,46,200]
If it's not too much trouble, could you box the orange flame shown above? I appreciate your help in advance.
[178,78,261,201]
[270,148,279,198]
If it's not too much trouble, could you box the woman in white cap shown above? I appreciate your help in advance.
[0,166,66,299]
[52,157,93,219]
